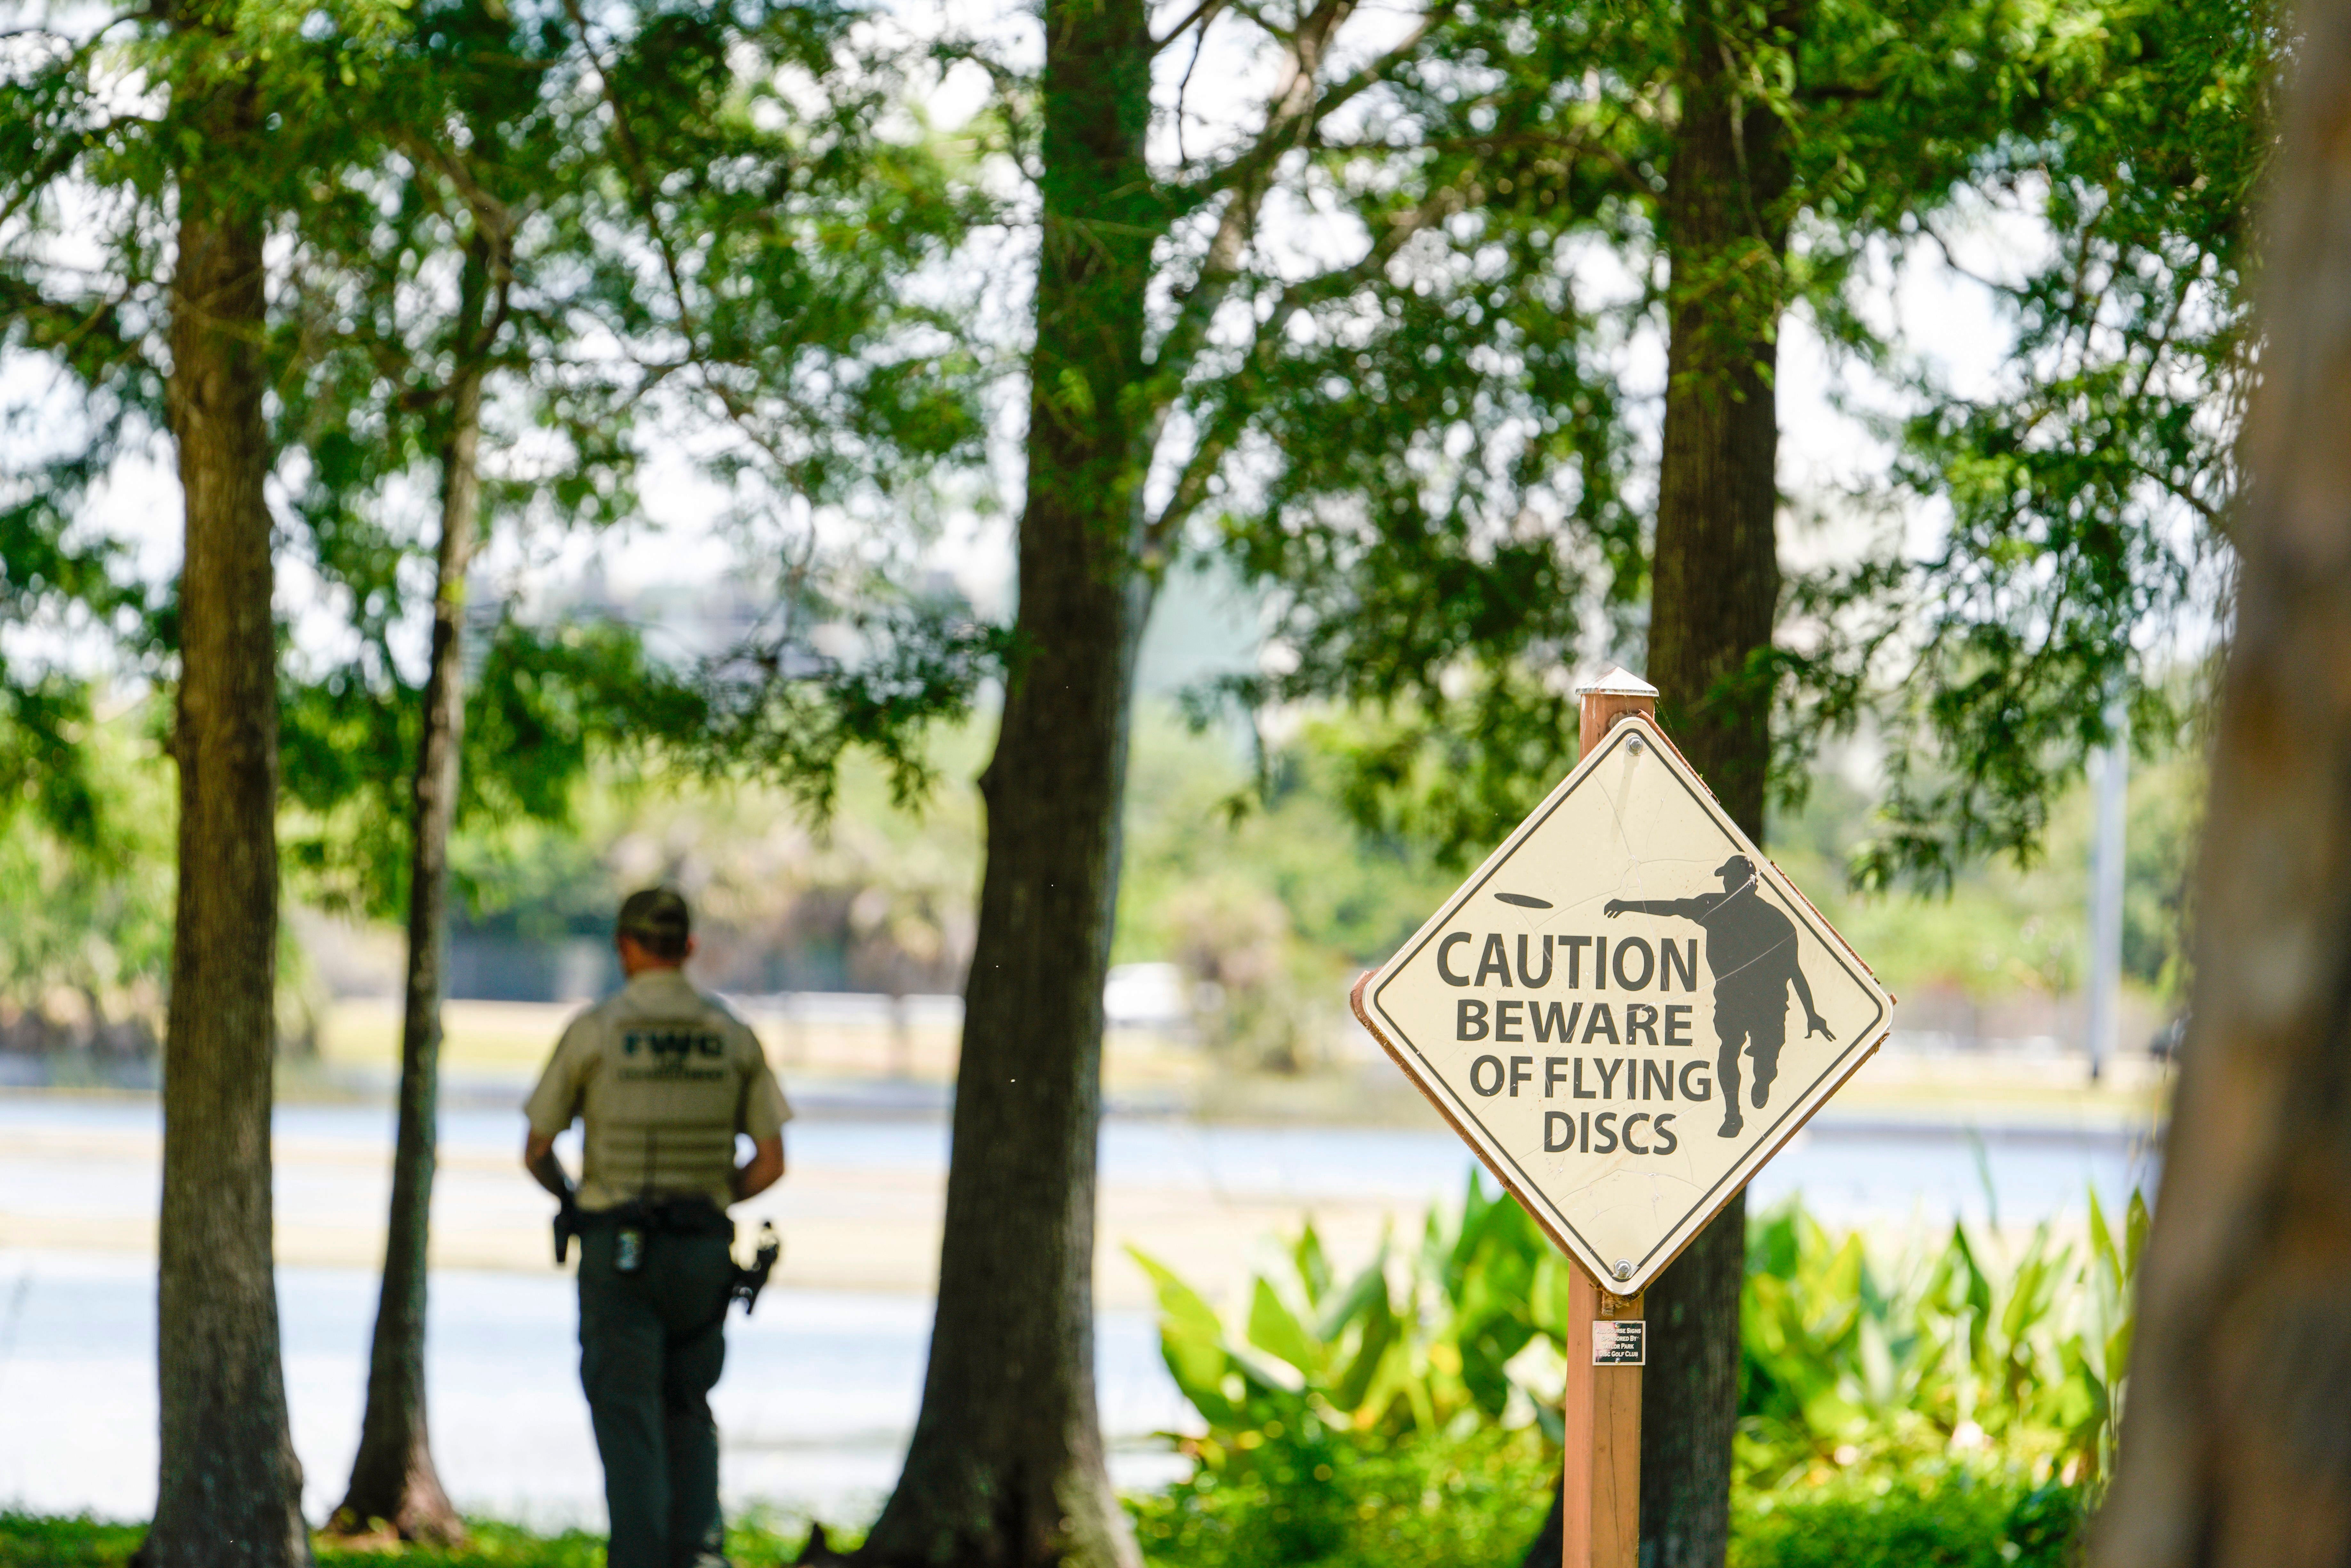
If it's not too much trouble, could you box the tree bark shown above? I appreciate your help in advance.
[139,78,311,1568]
[1515,6,1794,1566]
[330,240,499,1546]
[2089,6,2351,1564]
[1640,8,1790,1564]
[853,1,1158,1563]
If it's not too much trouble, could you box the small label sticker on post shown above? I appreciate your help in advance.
[1594,1320,1646,1366]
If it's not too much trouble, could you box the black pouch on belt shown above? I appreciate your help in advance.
[597,1196,726,1274]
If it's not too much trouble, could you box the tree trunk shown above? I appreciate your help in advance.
[139,81,311,1568]
[2089,6,2351,1563]
[1517,7,1794,1566]
[1639,9,1790,1564]
[330,241,497,1546]
[854,0,1157,1562]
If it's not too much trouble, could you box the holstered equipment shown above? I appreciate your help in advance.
[730,1221,782,1317]
[554,1191,582,1264]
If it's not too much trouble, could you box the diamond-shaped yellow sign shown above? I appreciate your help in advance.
[1353,713,1892,1293]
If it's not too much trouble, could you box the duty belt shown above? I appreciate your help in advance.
[553,1193,730,1263]
[577,1195,734,1236]
[550,1198,781,1322]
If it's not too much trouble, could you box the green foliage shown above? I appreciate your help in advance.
[1800,0,2269,891]
[1130,1424,1556,1568]
[8,0,996,935]
[1731,1469,2083,1568]
[1770,744,2206,1005]
[434,721,993,994]
[1141,1180,2142,1519]
[2,0,414,578]
[1131,1173,1577,1454]
[1186,0,2265,902]
[0,1475,2083,1568]
[270,0,998,893]
[280,614,715,920]
[686,594,1010,817]
[0,706,173,1045]
[1119,711,1458,966]
[1115,708,1458,1067]
[433,700,2197,1021]
[1740,1189,2144,1492]
[1130,1442,2085,1568]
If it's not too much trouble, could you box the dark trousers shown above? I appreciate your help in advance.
[578,1224,735,1568]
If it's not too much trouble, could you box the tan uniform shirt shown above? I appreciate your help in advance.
[525,969,791,1212]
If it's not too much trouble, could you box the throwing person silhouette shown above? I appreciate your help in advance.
[1604,854,1833,1137]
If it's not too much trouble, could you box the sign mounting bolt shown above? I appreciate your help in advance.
[1612,1260,1633,1282]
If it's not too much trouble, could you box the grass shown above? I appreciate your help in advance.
[2,1470,2085,1568]
[0,1516,818,1567]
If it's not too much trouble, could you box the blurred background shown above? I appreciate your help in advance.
[0,564,2179,1527]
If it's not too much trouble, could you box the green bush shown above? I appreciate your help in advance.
[1740,1190,2143,1490]
[1124,1436,2086,1568]
[1732,1467,2083,1568]
[1129,1172,1575,1452]
[1131,1180,2131,1566]
[1138,1174,2142,1492]
[1130,1421,1554,1568]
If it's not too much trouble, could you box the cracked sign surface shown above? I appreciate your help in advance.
[1355,714,1892,1294]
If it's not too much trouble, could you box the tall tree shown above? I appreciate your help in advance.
[1196,0,2266,1557]
[329,232,506,1543]
[854,2,1464,1561]
[144,45,308,1568]
[2087,3,2351,1562]
[293,4,541,1531]
[853,0,1159,1555]
[269,0,986,1534]
[1634,2,1796,1552]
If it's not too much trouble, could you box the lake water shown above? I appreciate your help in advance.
[0,1094,2156,1527]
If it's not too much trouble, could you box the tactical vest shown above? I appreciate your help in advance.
[584,1017,746,1201]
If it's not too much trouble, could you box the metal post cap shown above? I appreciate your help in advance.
[1576,666,1659,699]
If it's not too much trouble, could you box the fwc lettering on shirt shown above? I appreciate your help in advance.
[618,1026,730,1081]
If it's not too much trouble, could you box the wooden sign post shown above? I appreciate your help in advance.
[1349,666,1893,1568]
[1562,671,1655,1568]
[1564,1268,1643,1568]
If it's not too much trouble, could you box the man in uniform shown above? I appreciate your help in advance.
[524,888,789,1568]
[1604,854,1833,1137]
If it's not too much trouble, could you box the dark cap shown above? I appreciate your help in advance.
[616,887,692,958]
[1715,854,1755,883]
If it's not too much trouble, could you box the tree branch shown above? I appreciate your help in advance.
[1151,0,1368,399]
[558,0,822,487]
[1184,7,1434,201]
[1150,0,1227,53]
[559,0,700,342]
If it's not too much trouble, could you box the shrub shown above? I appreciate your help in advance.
[1732,1466,2084,1568]
[1130,1421,1554,1568]
[1132,1178,2134,1565]
[1137,1174,2143,1494]
[1128,1172,1574,1451]
[1740,1190,2143,1491]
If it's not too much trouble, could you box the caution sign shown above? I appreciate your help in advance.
[1354,714,1891,1295]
